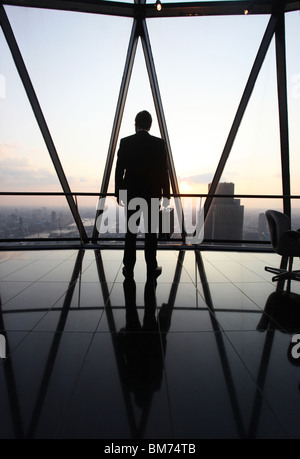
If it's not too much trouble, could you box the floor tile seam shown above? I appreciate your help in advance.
[227,256,276,283]
[1,323,104,426]
[38,251,79,262]
[0,257,45,281]
[226,334,290,439]
[36,254,96,282]
[193,280,274,335]
[1,257,77,283]
[96,261,124,331]
[55,258,125,427]
[228,256,278,282]
[0,251,49,264]
[179,265,198,286]
[199,257,233,283]
[200,258,275,287]
[249,252,277,262]
[0,328,272,335]
[219,329,291,438]
[31,250,96,282]
[177,305,290,435]
[215,326,295,335]
[0,328,36,363]
[0,280,39,306]
[231,282,273,313]
[194,278,241,312]
[51,328,102,439]
[204,254,270,279]
[95,329,221,335]
[1,305,107,315]
[171,251,198,288]
[155,319,176,438]
[24,277,88,334]
[0,270,80,308]
[0,329,102,336]
[228,279,272,311]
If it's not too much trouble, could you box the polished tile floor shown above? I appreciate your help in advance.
[1,247,300,439]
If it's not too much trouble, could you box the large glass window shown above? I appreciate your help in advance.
[147,15,272,194]
[2,6,133,200]
[148,14,282,239]
[1,6,133,241]
[1,3,299,244]
[286,11,300,213]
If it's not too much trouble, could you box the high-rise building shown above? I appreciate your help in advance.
[204,182,244,241]
[258,212,268,235]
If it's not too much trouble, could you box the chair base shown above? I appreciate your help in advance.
[265,266,300,282]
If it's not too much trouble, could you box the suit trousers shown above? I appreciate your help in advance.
[123,197,158,274]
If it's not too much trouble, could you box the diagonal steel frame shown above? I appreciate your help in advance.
[195,250,247,438]
[0,5,88,241]
[92,19,139,242]
[140,18,187,242]
[27,249,85,438]
[275,10,291,218]
[203,13,279,221]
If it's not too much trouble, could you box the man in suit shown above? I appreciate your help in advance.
[115,110,170,279]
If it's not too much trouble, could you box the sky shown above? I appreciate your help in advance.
[0,2,299,211]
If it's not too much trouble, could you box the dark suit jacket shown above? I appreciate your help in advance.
[115,131,170,199]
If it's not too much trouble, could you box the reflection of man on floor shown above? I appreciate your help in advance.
[118,278,170,410]
[115,110,170,280]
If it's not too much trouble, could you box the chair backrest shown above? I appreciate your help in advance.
[265,210,291,251]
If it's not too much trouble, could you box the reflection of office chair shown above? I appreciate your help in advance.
[257,290,300,333]
[257,289,300,367]
[264,210,300,284]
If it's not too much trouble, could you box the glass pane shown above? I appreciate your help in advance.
[203,196,283,244]
[219,35,282,196]
[0,195,80,244]
[0,26,62,195]
[291,200,300,230]
[286,11,300,201]
[107,40,159,223]
[147,14,271,197]
[4,6,133,202]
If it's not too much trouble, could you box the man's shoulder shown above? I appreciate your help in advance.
[149,134,164,143]
[120,132,165,148]
[120,134,136,144]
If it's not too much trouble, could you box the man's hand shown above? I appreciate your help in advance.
[116,195,125,207]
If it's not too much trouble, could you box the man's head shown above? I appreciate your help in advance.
[135,110,152,132]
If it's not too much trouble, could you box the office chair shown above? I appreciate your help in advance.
[265,210,300,283]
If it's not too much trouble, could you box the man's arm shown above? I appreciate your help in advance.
[161,142,171,201]
[115,142,126,205]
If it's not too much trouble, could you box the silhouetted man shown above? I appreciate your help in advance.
[115,110,170,279]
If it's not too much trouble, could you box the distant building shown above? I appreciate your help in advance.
[258,212,267,234]
[204,182,244,241]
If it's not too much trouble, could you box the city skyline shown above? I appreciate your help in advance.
[3,199,300,243]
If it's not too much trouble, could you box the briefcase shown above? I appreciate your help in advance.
[159,207,174,239]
